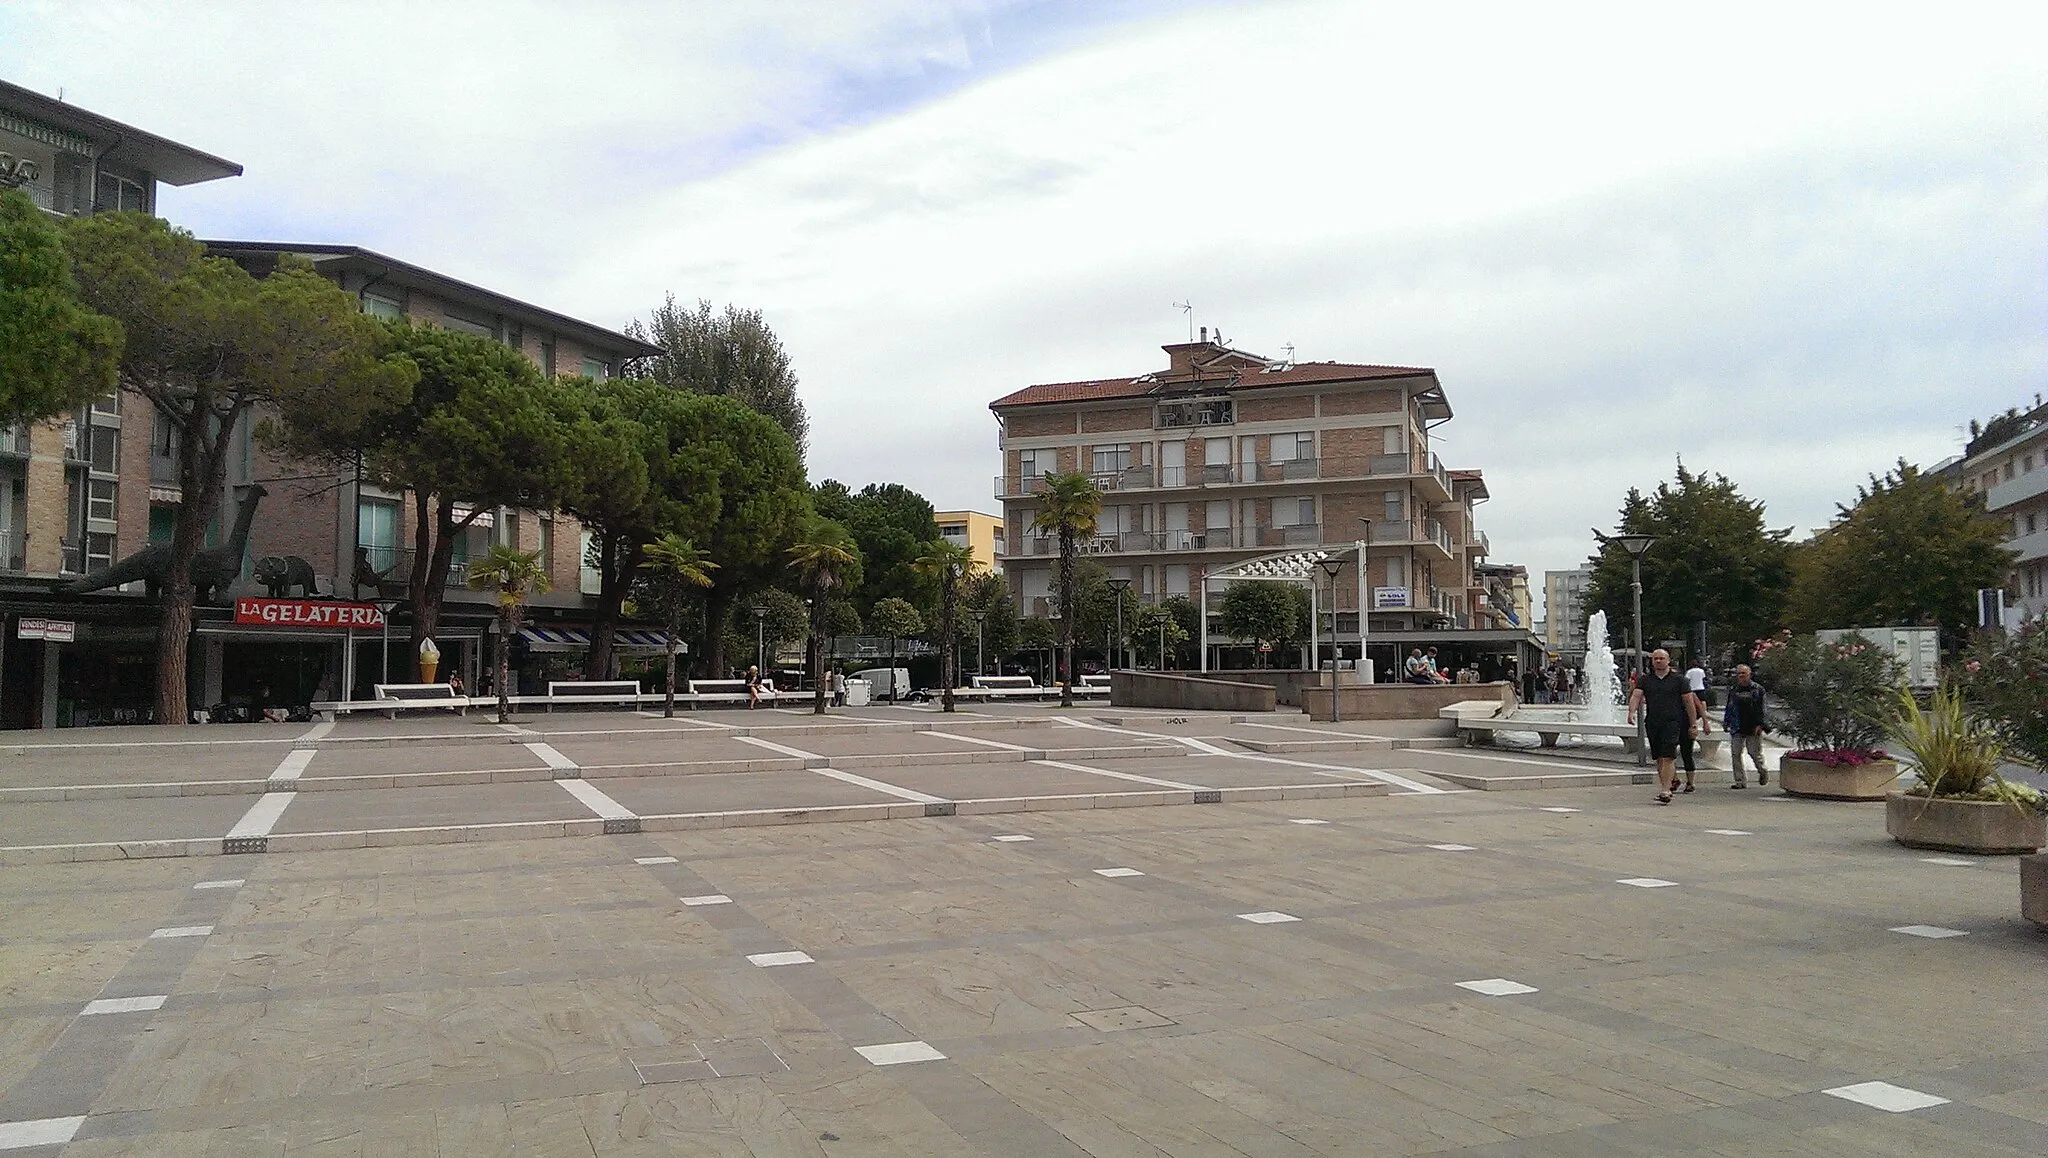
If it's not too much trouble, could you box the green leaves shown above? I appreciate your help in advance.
[0,188,120,426]
[1786,460,2015,639]
[1217,581,1311,664]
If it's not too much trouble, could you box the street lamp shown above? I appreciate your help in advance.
[804,597,815,695]
[371,598,403,687]
[1105,578,1131,670]
[1594,529,1656,767]
[751,604,767,674]
[1355,519,1373,683]
[1316,558,1344,723]
[970,608,987,678]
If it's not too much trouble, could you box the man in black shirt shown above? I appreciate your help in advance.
[1628,649,1699,804]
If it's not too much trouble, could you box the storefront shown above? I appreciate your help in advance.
[1,606,158,729]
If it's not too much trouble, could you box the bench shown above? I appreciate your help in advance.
[544,680,642,712]
[1456,715,1722,759]
[370,683,470,719]
[687,679,777,707]
[1074,675,1111,697]
[964,675,1046,701]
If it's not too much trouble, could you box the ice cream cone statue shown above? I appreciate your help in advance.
[419,637,440,683]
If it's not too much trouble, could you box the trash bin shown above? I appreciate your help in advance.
[845,679,871,707]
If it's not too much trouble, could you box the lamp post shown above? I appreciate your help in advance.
[1355,519,1372,683]
[804,597,814,696]
[1105,578,1131,670]
[970,608,987,678]
[1595,529,1657,767]
[751,604,767,674]
[1316,558,1344,723]
[372,598,402,687]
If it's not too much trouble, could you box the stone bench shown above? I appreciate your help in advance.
[1457,716,1721,760]
[964,676,1046,700]
[370,683,470,719]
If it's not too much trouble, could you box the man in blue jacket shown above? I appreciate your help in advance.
[1722,663,1770,788]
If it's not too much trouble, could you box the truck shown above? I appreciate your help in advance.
[847,666,912,702]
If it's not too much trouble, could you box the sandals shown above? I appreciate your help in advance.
[1656,792,1673,805]
[1682,783,1695,794]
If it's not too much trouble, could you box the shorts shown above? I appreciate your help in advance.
[1646,718,1686,760]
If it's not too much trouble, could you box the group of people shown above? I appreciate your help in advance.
[1627,649,1772,804]
[1402,647,1452,684]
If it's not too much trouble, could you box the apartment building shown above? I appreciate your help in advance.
[934,510,1003,574]
[0,81,665,726]
[1949,400,2048,625]
[1544,568,1592,659]
[991,336,1534,675]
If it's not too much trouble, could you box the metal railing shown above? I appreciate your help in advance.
[60,537,84,576]
[359,544,471,588]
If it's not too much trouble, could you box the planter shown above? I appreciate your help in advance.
[1885,792,2048,856]
[2023,854,2048,930]
[1778,756,1900,801]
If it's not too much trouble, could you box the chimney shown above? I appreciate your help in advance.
[1199,326,1208,343]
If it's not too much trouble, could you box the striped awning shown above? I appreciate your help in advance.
[518,627,681,653]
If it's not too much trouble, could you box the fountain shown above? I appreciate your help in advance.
[1576,610,1622,725]
[1461,609,1628,748]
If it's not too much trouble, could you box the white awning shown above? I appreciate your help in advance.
[518,627,681,654]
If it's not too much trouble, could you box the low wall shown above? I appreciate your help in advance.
[1179,669,1369,707]
[1303,680,1515,722]
[1111,671,1278,713]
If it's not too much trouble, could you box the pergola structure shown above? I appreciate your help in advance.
[1197,544,1365,673]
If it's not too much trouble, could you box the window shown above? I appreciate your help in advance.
[362,292,404,321]
[2027,512,2039,536]
[579,530,601,595]
[95,171,146,213]
[1275,497,1315,527]
[149,504,175,545]
[582,357,611,379]
[88,423,118,473]
[538,516,554,569]
[940,524,967,544]
[540,339,557,377]
[357,498,399,570]
[443,310,495,339]
[1165,564,1190,596]
[1386,555,1405,587]
[88,479,117,522]
[1275,432,1314,462]
[1383,491,1404,524]
[1092,444,1134,473]
[86,531,115,573]
[1205,500,1229,530]
[499,509,521,549]
[1018,449,1045,477]
[2005,462,2017,480]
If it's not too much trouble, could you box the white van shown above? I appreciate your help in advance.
[848,666,911,702]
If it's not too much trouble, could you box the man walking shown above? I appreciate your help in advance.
[1628,648,1698,805]
[1721,663,1770,788]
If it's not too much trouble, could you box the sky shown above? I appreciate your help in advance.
[5,0,2045,621]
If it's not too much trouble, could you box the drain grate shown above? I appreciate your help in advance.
[1071,1005,1176,1032]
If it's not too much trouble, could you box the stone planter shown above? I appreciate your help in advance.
[2023,854,2048,930]
[1778,756,1899,801]
[1885,792,2048,855]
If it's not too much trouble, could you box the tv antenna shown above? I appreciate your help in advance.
[1172,301,1193,342]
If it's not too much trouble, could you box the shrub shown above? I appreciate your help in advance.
[1755,629,1896,759]
[1954,618,2048,771]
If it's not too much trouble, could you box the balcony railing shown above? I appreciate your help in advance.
[359,545,471,589]
[60,537,84,576]
[0,529,23,572]
[1987,467,2048,514]
[996,452,1455,498]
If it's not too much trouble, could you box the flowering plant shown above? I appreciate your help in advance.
[1756,630,1898,759]
[1953,618,2048,771]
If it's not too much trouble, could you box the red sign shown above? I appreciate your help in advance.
[234,598,386,630]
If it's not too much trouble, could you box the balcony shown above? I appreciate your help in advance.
[1987,468,2048,513]
[0,528,23,572]
[2008,527,2048,564]
[359,545,471,591]
[60,538,84,576]
[996,452,1456,499]
[0,427,28,456]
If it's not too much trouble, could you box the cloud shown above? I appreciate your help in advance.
[6,0,2045,620]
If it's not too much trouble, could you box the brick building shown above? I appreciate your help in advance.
[0,81,662,727]
[990,336,1539,677]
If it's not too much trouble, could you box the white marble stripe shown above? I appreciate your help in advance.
[556,778,635,821]
[808,767,948,805]
[926,730,1034,752]
[225,792,295,840]
[734,735,819,760]
[1059,718,1447,794]
[523,741,579,770]
[1031,758,1201,792]
[292,720,334,745]
[148,925,214,939]
[81,995,166,1015]
[269,749,316,782]
[0,1116,85,1150]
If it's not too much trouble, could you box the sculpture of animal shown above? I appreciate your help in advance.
[60,484,267,603]
[254,554,318,598]
[353,546,408,600]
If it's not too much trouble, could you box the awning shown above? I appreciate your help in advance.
[519,627,682,653]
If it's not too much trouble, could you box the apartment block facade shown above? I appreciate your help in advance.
[1949,402,2048,625]
[933,510,1004,575]
[991,338,1524,672]
[1544,568,1592,659]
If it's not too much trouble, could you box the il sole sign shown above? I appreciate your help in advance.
[233,598,386,630]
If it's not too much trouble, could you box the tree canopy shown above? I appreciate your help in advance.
[62,211,413,721]
[1585,461,1793,654]
[1785,460,2015,640]
[628,295,809,460]
[812,480,941,613]
[0,188,120,427]
[1217,580,1310,665]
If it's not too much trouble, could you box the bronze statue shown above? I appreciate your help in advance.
[61,484,266,603]
[254,554,318,598]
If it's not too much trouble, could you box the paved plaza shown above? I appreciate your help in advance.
[0,706,2043,1155]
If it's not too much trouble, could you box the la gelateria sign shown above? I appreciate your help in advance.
[233,598,387,630]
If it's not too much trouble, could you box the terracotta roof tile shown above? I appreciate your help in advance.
[990,361,1435,410]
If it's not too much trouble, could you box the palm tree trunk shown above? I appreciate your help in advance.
[1058,529,1076,708]
[811,595,827,715]
[495,605,512,724]
[939,574,958,712]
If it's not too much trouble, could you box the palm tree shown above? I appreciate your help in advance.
[789,526,859,715]
[1030,471,1103,708]
[466,544,553,724]
[912,540,978,713]
[638,534,717,718]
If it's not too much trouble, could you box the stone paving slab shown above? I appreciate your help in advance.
[0,794,253,850]
[600,770,905,817]
[271,782,594,835]
[0,746,286,791]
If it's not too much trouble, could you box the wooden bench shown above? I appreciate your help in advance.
[370,683,470,719]
[963,675,1046,701]
[544,680,642,711]
[687,679,777,707]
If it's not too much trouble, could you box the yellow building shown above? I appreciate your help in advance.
[934,510,1004,574]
